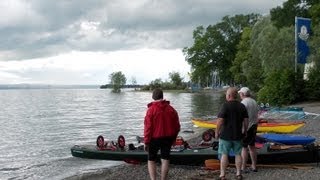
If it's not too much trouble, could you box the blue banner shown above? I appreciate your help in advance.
[295,17,311,64]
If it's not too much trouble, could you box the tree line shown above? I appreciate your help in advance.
[100,71,188,93]
[102,0,320,106]
[183,0,320,106]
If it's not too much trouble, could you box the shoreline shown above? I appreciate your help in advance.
[65,102,320,180]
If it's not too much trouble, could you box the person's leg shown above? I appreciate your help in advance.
[241,147,248,170]
[248,145,257,170]
[148,160,157,180]
[159,137,174,180]
[248,125,258,171]
[233,141,243,176]
[147,139,160,180]
[235,154,242,176]
[218,139,231,178]
[160,159,170,180]
[220,154,229,177]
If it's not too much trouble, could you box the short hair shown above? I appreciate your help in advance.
[227,87,238,99]
[152,88,163,100]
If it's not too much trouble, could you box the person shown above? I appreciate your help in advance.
[215,87,248,180]
[238,87,259,173]
[144,88,180,180]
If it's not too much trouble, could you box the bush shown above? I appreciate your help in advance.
[257,69,297,106]
[305,67,320,100]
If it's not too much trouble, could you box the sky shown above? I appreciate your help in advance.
[0,0,286,85]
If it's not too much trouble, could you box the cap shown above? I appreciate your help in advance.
[238,87,250,96]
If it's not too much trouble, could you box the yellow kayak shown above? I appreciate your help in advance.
[191,118,305,133]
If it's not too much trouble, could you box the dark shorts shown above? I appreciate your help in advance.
[242,124,257,147]
[148,137,175,161]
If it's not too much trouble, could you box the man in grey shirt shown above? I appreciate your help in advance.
[238,87,259,172]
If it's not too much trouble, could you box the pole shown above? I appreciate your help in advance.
[295,16,297,73]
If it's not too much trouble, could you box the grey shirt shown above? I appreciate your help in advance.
[241,97,259,128]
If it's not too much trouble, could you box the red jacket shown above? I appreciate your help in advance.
[144,100,180,144]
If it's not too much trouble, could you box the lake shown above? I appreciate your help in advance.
[0,88,223,179]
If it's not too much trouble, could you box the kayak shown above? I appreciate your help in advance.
[71,142,320,165]
[259,106,306,120]
[191,118,305,133]
[258,133,316,145]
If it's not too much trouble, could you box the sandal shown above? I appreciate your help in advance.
[236,174,243,180]
[219,175,227,180]
[250,167,258,172]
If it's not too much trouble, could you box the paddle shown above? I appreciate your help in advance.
[204,159,314,170]
[269,144,304,150]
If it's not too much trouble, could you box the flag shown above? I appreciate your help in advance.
[295,17,311,64]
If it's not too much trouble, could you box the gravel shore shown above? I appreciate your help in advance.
[65,102,320,180]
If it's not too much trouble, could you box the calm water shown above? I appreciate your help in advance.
[0,88,223,180]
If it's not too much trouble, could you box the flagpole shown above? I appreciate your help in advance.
[295,16,297,73]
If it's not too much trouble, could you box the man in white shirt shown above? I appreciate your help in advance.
[238,87,259,173]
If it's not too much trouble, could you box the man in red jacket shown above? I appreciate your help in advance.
[144,88,180,180]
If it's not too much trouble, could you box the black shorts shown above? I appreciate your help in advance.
[242,124,257,147]
[148,137,175,161]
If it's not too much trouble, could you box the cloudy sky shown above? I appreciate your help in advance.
[0,0,286,85]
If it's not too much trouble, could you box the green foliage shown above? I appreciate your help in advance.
[309,24,320,66]
[183,13,260,86]
[270,0,311,28]
[149,78,163,90]
[257,69,297,106]
[305,66,320,100]
[109,71,126,93]
[309,4,320,25]
[251,17,295,75]
[141,72,188,91]
[169,71,184,88]
[230,27,252,85]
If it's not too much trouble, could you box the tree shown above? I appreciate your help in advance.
[270,0,317,29]
[149,78,163,90]
[109,71,126,93]
[183,13,260,86]
[230,27,252,86]
[169,71,184,88]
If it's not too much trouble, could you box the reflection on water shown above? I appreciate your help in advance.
[191,91,225,118]
[0,88,223,179]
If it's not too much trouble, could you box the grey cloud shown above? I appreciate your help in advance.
[0,0,285,61]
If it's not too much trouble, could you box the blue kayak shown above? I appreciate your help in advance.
[258,133,316,145]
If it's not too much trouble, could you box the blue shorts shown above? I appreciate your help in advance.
[218,139,242,156]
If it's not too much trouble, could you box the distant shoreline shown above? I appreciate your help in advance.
[0,84,100,89]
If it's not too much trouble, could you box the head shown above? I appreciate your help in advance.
[238,87,251,99]
[226,87,238,101]
[152,88,163,100]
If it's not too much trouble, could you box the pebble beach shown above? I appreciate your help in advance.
[65,102,320,180]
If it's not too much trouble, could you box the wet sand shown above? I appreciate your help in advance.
[65,102,320,180]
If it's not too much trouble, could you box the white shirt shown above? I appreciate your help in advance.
[241,97,259,128]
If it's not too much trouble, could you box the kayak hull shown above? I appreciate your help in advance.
[258,133,316,145]
[71,144,320,165]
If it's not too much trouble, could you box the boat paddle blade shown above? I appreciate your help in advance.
[204,159,220,170]
[124,159,141,165]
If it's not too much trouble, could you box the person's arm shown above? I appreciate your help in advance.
[242,104,249,135]
[243,117,248,135]
[144,109,152,151]
[215,118,224,139]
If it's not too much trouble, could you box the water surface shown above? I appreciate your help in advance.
[0,88,223,179]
